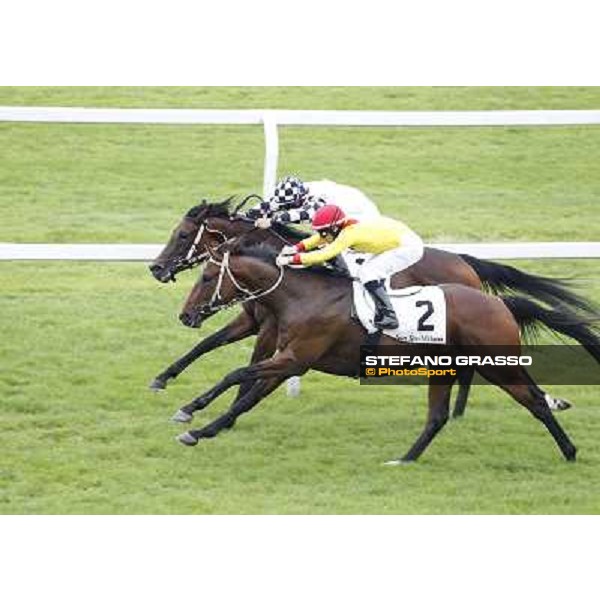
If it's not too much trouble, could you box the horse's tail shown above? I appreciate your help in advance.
[460,254,597,316]
[502,295,600,363]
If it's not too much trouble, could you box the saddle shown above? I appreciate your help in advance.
[342,251,447,344]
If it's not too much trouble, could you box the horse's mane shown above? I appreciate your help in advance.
[232,240,351,279]
[186,197,239,220]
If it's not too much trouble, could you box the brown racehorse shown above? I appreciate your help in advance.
[174,238,600,463]
[149,199,595,419]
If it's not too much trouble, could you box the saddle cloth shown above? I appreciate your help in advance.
[343,251,447,344]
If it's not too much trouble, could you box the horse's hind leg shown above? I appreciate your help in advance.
[387,376,456,464]
[451,367,475,419]
[511,382,576,461]
[481,366,577,461]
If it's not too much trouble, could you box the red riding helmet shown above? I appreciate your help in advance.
[312,205,347,231]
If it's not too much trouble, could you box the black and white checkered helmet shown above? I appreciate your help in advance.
[270,176,308,209]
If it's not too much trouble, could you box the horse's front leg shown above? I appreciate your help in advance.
[171,350,306,423]
[150,309,259,391]
[177,376,287,446]
[223,320,278,428]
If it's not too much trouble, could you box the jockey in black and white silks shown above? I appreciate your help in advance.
[246,176,381,227]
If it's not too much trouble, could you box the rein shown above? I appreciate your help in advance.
[178,218,298,272]
[205,251,285,313]
[169,200,302,279]
[267,226,298,246]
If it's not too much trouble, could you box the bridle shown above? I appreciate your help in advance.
[173,216,297,275]
[169,221,229,276]
[183,222,228,267]
[165,195,271,278]
[201,250,285,314]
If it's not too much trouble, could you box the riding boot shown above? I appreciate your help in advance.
[364,280,399,330]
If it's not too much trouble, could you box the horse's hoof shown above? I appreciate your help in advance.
[171,409,193,424]
[553,398,572,412]
[176,432,198,447]
[545,393,572,412]
[149,378,167,392]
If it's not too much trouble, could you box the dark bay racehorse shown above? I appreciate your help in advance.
[149,198,596,418]
[174,238,600,463]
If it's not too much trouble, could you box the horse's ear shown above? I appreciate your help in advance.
[186,200,206,220]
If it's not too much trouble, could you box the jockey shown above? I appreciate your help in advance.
[276,205,425,331]
[247,176,380,227]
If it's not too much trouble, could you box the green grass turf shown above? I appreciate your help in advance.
[1,259,600,514]
[1,87,599,513]
[1,86,599,110]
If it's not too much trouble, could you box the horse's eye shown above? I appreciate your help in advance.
[202,273,212,283]
[179,232,190,240]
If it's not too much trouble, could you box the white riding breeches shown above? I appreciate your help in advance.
[358,230,424,284]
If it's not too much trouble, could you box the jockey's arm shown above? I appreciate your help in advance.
[246,198,279,219]
[293,230,353,267]
[295,233,322,252]
[272,207,312,225]
[272,197,326,225]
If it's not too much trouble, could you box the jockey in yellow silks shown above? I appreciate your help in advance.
[276,204,424,331]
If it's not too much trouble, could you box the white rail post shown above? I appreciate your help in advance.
[262,112,301,398]
[262,112,279,199]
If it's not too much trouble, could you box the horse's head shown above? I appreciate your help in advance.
[148,196,259,283]
[179,238,283,329]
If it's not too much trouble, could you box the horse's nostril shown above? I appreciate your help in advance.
[149,263,171,282]
[179,312,194,327]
